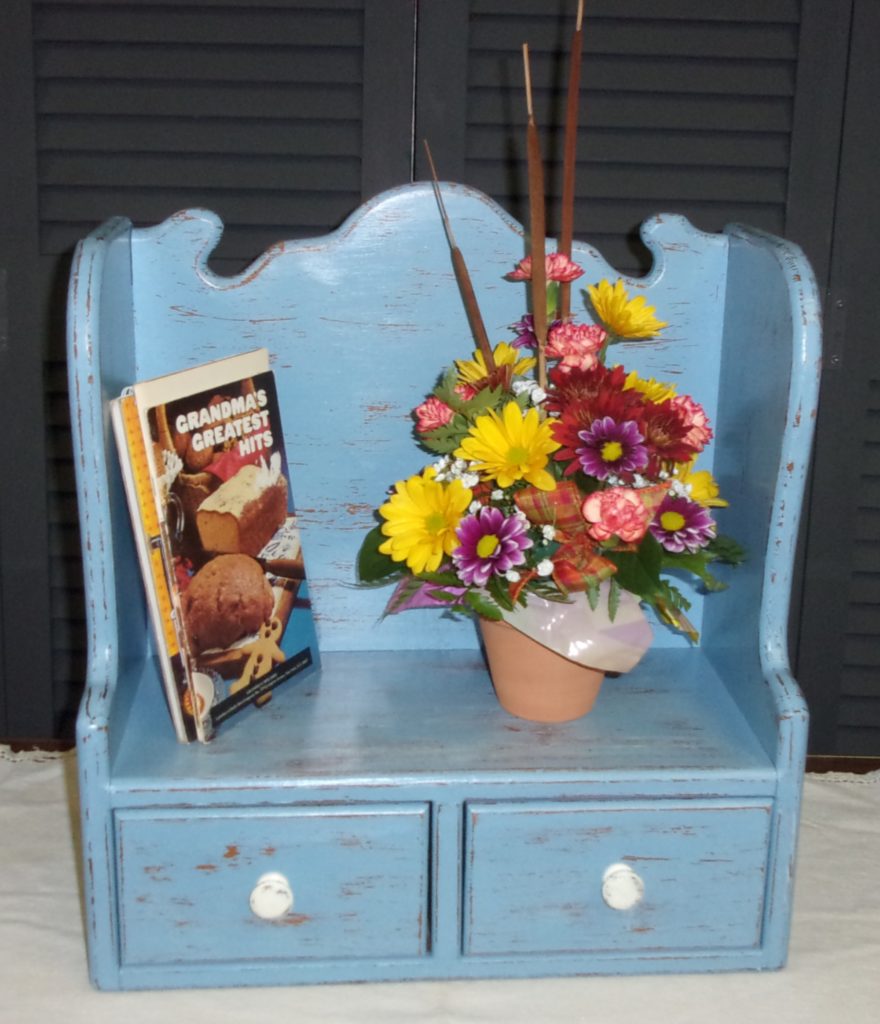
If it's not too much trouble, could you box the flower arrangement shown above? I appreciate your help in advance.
[358,255,743,640]
[357,2,742,645]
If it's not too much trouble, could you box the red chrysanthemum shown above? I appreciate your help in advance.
[639,400,701,469]
[552,388,648,474]
[545,362,630,415]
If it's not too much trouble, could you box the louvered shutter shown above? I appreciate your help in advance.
[29,0,414,736]
[797,0,880,755]
[34,0,414,271]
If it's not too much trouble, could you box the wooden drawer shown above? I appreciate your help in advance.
[463,799,773,957]
[115,804,430,966]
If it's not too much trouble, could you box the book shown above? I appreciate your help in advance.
[111,349,320,742]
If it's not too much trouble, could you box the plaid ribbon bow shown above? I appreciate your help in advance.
[514,479,618,592]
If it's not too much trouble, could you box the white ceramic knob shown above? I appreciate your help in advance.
[601,863,645,911]
[249,871,294,921]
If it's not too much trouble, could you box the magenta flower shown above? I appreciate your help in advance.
[452,507,533,587]
[576,417,649,480]
[511,314,538,349]
[650,495,716,553]
[511,314,565,349]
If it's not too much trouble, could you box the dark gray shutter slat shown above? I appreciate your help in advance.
[38,81,363,120]
[467,128,791,169]
[468,15,799,60]
[40,153,361,192]
[472,164,788,205]
[39,116,363,157]
[470,0,800,22]
[39,187,356,226]
[840,665,880,698]
[34,5,364,46]
[469,53,796,97]
[36,43,363,83]
[467,91,794,134]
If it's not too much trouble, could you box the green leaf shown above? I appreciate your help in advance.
[420,414,469,454]
[607,577,621,621]
[661,549,727,592]
[464,589,504,620]
[357,525,400,583]
[708,534,747,565]
[656,579,691,613]
[418,569,465,586]
[585,577,601,611]
[546,281,560,321]
[463,384,506,417]
[607,534,664,602]
[432,366,460,405]
[487,573,515,611]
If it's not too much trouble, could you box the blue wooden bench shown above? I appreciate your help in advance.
[68,182,821,988]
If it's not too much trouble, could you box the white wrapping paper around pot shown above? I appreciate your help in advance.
[499,586,653,674]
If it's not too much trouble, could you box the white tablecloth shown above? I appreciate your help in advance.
[2,746,878,1023]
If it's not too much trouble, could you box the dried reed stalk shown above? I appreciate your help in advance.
[523,43,548,391]
[558,0,585,321]
[423,140,495,373]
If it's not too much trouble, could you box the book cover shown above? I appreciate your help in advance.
[115,349,320,741]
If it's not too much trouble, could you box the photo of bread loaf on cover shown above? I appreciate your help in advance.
[148,375,308,699]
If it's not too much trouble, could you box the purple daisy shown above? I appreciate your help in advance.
[510,314,538,349]
[576,416,649,480]
[650,495,716,553]
[452,507,533,587]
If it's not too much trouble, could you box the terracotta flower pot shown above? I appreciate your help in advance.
[479,617,604,723]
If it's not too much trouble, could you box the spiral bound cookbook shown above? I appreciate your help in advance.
[111,348,320,742]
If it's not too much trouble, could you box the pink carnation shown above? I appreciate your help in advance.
[546,321,607,373]
[670,394,713,452]
[582,487,652,544]
[414,396,454,433]
[507,253,585,283]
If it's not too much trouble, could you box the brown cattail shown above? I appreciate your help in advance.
[558,0,585,321]
[423,140,495,372]
[523,44,548,390]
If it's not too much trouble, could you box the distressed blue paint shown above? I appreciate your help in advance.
[68,183,821,989]
[464,799,773,956]
[116,805,430,966]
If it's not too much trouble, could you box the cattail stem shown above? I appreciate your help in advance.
[558,0,585,321]
[423,140,495,372]
[523,44,548,391]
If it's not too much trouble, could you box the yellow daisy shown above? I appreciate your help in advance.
[455,401,559,491]
[456,342,536,386]
[622,369,677,404]
[674,459,728,508]
[587,278,668,339]
[378,468,473,574]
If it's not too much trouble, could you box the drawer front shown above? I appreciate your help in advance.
[463,799,772,956]
[116,804,430,966]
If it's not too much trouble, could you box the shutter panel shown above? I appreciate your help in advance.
[833,375,880,751]
[34,0,370,270]
[419,0,801,275]
[33,0,414,738]
[796,0,879,756]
